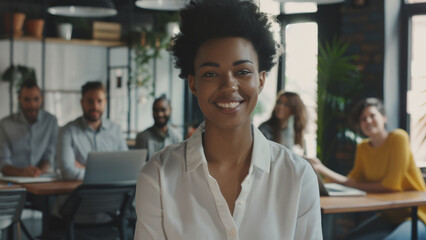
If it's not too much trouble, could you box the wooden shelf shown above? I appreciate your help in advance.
[0,36,126,47]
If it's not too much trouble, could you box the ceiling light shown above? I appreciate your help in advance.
[273,0,344,4]
[47,0,117,17]
[135,0,187,11]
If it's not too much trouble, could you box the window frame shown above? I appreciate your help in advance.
[400,1,426,129]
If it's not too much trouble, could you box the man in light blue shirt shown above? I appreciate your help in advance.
[0,80,58,177]
[57,81,128,180]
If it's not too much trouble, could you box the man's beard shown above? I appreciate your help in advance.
[21,106,39,123]
[154,116,169,128]
[84,110,102,122]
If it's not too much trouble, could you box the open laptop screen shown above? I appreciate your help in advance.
[83,149,147,185]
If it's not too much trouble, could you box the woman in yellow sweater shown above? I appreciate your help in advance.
[310,98,426,239]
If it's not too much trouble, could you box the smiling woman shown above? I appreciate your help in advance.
[133,0,322,239]
[310,98,426,239]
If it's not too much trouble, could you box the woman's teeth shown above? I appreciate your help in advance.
[216,102,240,109]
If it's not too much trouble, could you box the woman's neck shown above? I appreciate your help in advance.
[203,121,253,167]
[279,118,289,129]
[369,130,389,147]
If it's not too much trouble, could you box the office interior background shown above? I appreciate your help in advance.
[0,0,425,181]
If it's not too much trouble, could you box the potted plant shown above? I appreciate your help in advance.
[1,65,37,113]
[316,37,363,173]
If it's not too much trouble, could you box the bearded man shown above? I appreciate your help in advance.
[135,96,182,160]
[57,81,127,180]
[0,80,58,177]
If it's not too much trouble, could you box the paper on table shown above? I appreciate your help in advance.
[0,175,58,184]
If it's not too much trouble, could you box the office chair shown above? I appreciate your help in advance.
[0,188,27,240]
[58,184,135,240]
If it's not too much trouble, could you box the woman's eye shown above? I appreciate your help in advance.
[203,72,217,77]
[236,69,251,75]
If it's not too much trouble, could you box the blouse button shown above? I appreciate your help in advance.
[229,229,237,236]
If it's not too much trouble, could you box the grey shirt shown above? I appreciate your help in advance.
[0,110,58,171]
[135,125,182,161]
[57,116,128,180]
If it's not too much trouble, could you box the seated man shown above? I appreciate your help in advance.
[57,81,128,180]
[135,96,182,160]
[0,80,58,177]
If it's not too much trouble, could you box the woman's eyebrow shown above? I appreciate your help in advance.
[233,60,253,66]
[199,62,220,68]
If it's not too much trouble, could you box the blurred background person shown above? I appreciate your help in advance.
[309,98,426,240]
[258,90,308,155]
[135,95,182,160]
[57,81,128,180]
[0,80,57,177]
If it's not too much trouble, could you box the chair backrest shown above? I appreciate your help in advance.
[59,184,135,220]
[0,188,27,230]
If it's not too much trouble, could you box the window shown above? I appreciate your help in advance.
[407,15,426,165]
[284,22,318,158]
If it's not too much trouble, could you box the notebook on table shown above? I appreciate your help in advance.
[83,149,147,185]
[317,173,366,197]
[0,174,58,184]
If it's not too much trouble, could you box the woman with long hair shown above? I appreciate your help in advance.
[259,91,308,154]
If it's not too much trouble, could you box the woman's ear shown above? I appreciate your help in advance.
[258,71,266,94]
[188,75,197,97]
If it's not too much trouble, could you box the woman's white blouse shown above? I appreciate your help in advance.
[134,123,322,240]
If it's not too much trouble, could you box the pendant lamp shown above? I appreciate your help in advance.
[273,0,344,4]
[47,0,117,17]
[135,0,186,11]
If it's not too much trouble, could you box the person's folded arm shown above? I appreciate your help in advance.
[40,119,58,173]
[307,157,393,193]
[57,127,84,180]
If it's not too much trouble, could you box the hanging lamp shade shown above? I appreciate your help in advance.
[135,0,186,11]
[47,0,117,17]
[273,0,344,4]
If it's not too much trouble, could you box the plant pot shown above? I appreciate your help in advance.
[25,19,44,38]
[4,13,26,37]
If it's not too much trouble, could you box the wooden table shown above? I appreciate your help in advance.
[321,191,426,240]
[21,181,82,239]
[22,181,81,195]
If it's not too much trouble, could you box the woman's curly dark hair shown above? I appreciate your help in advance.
[168,0,280,79]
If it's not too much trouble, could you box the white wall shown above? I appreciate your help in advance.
[0,39,107,126]
[0,39,185,138]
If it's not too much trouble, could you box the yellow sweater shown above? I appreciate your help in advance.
[348,129,426,224]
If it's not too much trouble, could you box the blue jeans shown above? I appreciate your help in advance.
[347,215,426,240]
[385,219,426,240]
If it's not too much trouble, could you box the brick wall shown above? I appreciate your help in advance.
[341,0,385,99]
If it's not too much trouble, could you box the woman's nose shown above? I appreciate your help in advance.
[220,73,238,92]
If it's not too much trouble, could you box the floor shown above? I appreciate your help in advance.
[1,210,135,240]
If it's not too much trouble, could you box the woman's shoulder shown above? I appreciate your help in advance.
[268,141,312,174]
[386,128,410,146]
[389,128,409,139]
[142,141,187,172]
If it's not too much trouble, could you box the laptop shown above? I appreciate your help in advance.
[83,149,147,185]
[316,173,366,197]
